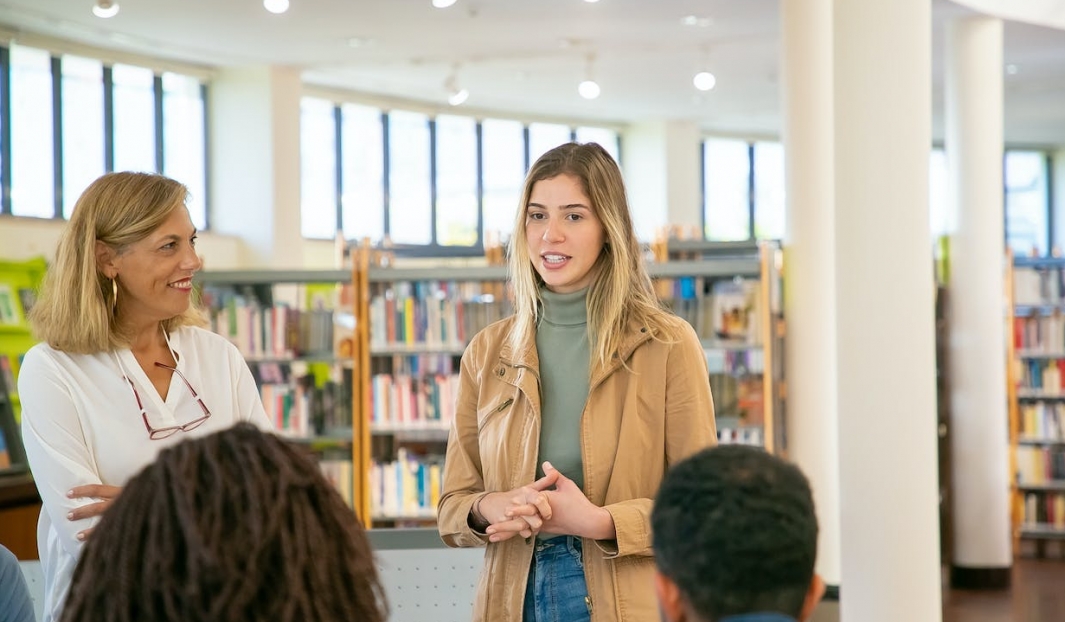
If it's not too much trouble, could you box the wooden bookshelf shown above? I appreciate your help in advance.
[1009,252,1065,555]
[197,237,788,528]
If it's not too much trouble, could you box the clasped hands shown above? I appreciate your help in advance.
[479,461,614,543]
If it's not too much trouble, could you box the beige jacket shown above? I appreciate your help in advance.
[438,312,716,622]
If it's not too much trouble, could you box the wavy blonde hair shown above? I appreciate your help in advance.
[30,172,207,354]
[508,142,672,371]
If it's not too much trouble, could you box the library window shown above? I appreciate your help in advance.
[300,97,339,240]
[387,110,432,245]
[162,73,207,230]
[481,118,525,243]
[1005,150,1049,256]
[61,55,106,219]
[112,63,157,175]
[0,46,208,222]
[295,101,625,251]
[753,141,785,240]
[703,138,751,241]
[10,44,55,219]
[928,149,950,240]
[528,122,573,165]
[341,103,385,243]
[434,114,479,247]
[575,126,620,163]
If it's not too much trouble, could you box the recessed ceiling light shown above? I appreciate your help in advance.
[433,0,458,7]
[681,15,713,28]
[578,80,600,100]
[347,37,376,48]
[92,0,119,18]
[693,71,716,91]
[263,0,289,14]
[584,0,601,3]
[1006,64,1019,75]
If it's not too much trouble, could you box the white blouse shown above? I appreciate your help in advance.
[19,326,272,622]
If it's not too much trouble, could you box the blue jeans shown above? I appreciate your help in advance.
[522,536,591,622]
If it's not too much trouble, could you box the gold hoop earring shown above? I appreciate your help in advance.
[111,278,118,314]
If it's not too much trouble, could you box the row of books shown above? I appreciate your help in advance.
[1016,359,1065,392]
[369,449,443,519]
[1016,446,1065,485]
[1019,402,1065,441]
[368,286,511,349]
[320,458,355,508]
[662,278,763,345]
[1014,266,1065,307]
[212,304,339,360]
[1023,493,1065,530]
[251,361,352,437]
[718,427,763,446]
[370,373,459,428]
[1013,314,1065,352]
[707,349,765,376]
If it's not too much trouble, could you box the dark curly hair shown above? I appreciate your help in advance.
[61,423,388,622]
[651,445,817,621]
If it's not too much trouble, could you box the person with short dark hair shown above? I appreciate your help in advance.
[651,445,825,622]
[59,423,388,622]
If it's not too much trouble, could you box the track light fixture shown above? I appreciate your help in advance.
[92,0,119,18]
[445,66,469,106]
[578,53,600,100]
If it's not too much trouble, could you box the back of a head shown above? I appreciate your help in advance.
[652,445,818,621]
[60,423,388,622]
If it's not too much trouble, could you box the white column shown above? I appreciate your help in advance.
[208,66,303,268]
[780,0,842,589]
[945,16,1011,586]
[834,0,942,619]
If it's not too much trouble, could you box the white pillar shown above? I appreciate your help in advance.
[622,120,701,241]
[944,16,1011,587]
[834,0,942,619]
[208,66,303,268]
[780,0,842,589]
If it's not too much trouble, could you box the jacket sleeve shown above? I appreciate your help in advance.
[437,339,490,548]
[599,321,717,558]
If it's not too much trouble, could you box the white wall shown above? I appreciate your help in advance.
[0,216,248,268]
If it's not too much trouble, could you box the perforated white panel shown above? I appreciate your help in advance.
[375,548,485,622]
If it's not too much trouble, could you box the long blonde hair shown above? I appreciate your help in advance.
[508,142,671,370]
[30,172,207,354]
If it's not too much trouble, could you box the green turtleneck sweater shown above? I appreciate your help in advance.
[535,287,590,494]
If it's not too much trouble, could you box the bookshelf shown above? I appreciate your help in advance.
[651,234,786,454]
[196,269,360,511]
[197,238,786,528]
[0,257,48,425]
[1008,253,1065,556]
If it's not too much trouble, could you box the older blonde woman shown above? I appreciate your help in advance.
[20,172,271,622]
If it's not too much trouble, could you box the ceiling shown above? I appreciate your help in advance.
[0,0,1063,146]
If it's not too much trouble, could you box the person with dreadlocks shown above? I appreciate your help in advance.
[438,142,717,622]
[59,422,387,622]
[651,445,826,622]
[19,172,272,621]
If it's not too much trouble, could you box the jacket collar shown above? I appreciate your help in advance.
[497,315,653,377]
